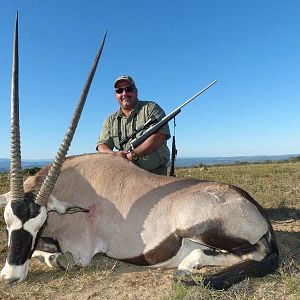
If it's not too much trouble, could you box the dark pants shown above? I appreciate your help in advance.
[149,164,168,176]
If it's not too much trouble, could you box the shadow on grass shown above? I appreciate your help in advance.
[22,252,145,285]
[266,207,300,222]
[275,231,300,272]
[266,206,300,262]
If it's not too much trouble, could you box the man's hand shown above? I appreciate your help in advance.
[114,150,129,159]
[97,144,129,160]
[97,132,167,161]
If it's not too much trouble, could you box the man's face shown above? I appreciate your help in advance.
[115,80,138,112]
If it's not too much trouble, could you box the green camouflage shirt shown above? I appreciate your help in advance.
[97,100,170,171]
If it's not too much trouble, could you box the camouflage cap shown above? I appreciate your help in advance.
[114,75,136,88]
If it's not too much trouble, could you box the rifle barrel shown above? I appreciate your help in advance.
[176,80,217,112]
[129,80,217,150]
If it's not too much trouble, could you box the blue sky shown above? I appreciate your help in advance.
[0,1,299,159]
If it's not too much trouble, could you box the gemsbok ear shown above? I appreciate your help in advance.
[47,195,89,215]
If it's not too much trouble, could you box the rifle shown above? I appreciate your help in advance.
[128,80,217,151]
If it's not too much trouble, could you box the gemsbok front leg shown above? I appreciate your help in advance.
[31,236,74,269]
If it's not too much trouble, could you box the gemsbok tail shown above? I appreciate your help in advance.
[203,226,280,290]
[202,250,280,290]
[182,242,279,290]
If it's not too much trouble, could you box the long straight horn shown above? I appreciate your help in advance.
[35,31,107,205]
[10,12,24,202]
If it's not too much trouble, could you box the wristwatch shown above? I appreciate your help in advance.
[130,149,140,161]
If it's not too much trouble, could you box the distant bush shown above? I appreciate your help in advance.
[0,168,41,194]
[195,163,207,168]
[290,155,300,161]
[22,167,41,176]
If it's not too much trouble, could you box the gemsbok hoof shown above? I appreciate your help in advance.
[57,252,75,270]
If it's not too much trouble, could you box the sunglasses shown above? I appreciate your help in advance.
[115,86,135,94]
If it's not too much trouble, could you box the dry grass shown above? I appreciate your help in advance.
[0,162,299,299]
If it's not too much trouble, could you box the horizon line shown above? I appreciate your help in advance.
[1,153,299,161]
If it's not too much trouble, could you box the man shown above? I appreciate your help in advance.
[96,75,170,175]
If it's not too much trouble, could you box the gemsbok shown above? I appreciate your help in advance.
[0,15,279,290]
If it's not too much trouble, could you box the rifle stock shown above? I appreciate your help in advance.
[169,136,177,177]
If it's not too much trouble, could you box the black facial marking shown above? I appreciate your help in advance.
[7,229,33,265]
[7,192,48,265]
[11,192,41,224]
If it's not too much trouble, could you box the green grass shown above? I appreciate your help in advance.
[175,162,300,209]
